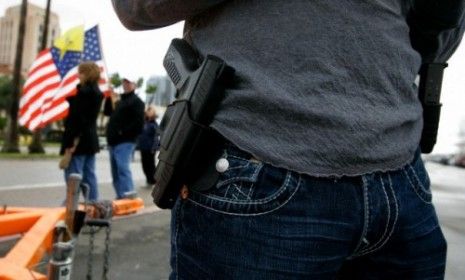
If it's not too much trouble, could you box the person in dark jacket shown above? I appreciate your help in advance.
[105,78,145,199]
[137,105,160,187]
[60,61,104,201]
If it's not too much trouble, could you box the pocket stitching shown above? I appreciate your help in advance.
[226,164,249,171]
[193,171,292,205]
[216,162,264,188]
[403,165,432,205]
[407,164,431,194]
[187,174,302,216]
[233,182,254,200]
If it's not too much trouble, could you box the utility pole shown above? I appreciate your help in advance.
[28,0,52,154]
[2,0,28,153]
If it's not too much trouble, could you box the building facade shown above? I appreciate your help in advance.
[0,3,60,76]
[145,75,176,107]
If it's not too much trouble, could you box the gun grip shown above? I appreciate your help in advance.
[163,39,200,88]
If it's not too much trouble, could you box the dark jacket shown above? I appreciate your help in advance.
[105,91,145,146]
[137,119,160,151]
[60,83,104,155]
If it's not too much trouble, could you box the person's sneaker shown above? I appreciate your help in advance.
[122,191,138,199]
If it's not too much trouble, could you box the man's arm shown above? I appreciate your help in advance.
[103,91,118,116]
[111,0,227,30]
[409,0,465,63]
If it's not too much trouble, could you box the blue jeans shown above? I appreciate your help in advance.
[170,145,446,279]
[109,142,135,199]
[64,154,98,201]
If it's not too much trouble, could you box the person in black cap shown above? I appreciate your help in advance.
[105,78,145,199]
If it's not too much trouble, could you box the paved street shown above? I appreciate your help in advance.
[425,162,465,280]
[0,149,172,279]
[0,147,145,194]
[0,151,464,279]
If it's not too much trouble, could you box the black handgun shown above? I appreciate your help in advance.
[418,63,447,154]
[152,39,234,209]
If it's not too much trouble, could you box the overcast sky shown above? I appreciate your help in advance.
[1,0,464,153]
[0,0,184,81]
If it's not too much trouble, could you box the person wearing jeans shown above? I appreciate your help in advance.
[64,155,98,200]
[105,78,144,199]
[112,0,464,278]
[61,62,103,202]
[109,142,136,198]
[171,144,445,279]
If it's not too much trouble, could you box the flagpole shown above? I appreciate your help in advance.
[95,25,112,94]
[95,25,112,134]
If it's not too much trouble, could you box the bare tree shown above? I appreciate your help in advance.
[29,0,52,154]
[2,0,28,153]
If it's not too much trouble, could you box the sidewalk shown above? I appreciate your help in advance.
[72,208,171,280]
[0,181,172,280]
[1,162,465,279]
[70,184,171,280]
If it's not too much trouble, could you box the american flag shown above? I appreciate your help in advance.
[19,25,109,131]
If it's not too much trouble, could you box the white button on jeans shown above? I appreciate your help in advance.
[215,158,229,173]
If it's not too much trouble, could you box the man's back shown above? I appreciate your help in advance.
[186,0,422,176]
[112,0,465,177]
[111,1,465,278]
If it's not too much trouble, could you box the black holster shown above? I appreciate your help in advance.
[418,63,447,154]
[152,39,234,209]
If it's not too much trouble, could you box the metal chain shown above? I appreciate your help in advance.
[86,226,96,280]
[102,224,112,280]
[85,200,113,280]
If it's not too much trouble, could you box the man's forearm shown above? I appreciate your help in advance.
[112,0,227,30]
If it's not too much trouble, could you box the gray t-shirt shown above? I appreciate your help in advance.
[112,0,465,177]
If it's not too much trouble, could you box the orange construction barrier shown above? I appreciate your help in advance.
[0,198,144,280]
[0,208,64,280]
[112,198,144,215]
[0,211,43,237]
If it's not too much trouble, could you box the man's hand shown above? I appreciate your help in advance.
[67,146,76,154]
[68,138,80,154]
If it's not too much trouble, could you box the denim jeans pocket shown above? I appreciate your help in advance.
[188,150,300,216]
[403,157,432,204]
